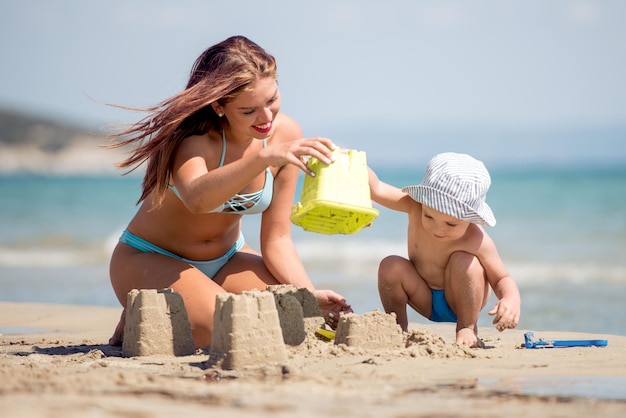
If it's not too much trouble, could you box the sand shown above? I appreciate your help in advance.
[1,299,626,417]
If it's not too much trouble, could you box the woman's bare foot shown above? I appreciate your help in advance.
[108,309,126,346]
[456,326,485,348]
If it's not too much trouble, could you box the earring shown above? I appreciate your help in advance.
[217,113,224,118]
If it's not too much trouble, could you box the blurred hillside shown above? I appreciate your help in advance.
[2,108,624,174]
[0,108,125,175]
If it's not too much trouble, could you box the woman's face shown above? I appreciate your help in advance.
[221,77,281,139]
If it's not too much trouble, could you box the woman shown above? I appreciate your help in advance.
[107,35,352,348]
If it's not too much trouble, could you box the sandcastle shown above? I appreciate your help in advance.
[210,289,288,369]
[122,288,195,357]
[335,310,404,349]
[267,284,322,340]
[267,284,321,318]
[121,286,406,370]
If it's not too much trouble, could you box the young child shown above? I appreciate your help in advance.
[369,152,521,348]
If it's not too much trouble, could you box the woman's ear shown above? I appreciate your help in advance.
[211,103,223,117]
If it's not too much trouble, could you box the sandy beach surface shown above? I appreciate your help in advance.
[1,301,625,418]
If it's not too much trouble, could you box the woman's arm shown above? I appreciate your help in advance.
[260,161,314,289]
[171,133,270,213]
[261,159,352,320]
[170,114,337,214]
[260,116,352,320]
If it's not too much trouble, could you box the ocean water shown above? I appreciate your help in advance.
[1,164,625,337]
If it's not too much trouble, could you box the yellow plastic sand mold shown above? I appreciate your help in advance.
[290,148,379,235]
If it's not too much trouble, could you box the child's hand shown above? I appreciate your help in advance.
[488,299,520,332]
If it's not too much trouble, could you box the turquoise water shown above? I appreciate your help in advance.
[1,164,625,336]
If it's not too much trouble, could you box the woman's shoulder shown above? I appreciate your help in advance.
[272,113,302,141]
[174,130,222,167]
[177,130,219,152]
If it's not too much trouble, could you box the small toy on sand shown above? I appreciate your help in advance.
[523,332,608,348]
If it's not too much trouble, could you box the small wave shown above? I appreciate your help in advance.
[297,239,406,262]
[508,262,626,284]
[295,239,626,284]
[3,236,625,285]
[0,245,111,268]
[104,228,125,254]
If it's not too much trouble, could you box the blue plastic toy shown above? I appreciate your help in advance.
[523,332,608,348]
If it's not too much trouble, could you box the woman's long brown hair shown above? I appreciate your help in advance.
[107,36,277,205]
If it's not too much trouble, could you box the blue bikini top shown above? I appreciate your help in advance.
[170,130,273,214]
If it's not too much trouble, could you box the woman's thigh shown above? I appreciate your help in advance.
[110,242,221,299]
[212,245,280,294]
[110,242,226,345]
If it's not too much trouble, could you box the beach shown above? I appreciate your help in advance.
[2,124,626,417]
[1,301,625,417]
[2,5,626,412]
[2,166,626,338]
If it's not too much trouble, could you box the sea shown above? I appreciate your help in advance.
[1,162,625,338]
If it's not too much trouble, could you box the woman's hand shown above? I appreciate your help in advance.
[263,137,337,176]
[313,289,353,329]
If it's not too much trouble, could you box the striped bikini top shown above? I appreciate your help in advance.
[170,130,273,214]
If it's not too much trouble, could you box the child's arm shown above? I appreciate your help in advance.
[488,276,521,331]
[368,167,414,212]
[478,234,522,331]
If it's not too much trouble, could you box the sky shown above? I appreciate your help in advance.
[1,0,625,167]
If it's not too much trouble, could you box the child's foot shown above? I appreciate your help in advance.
[108,309,126,346]
[456,327,484,348]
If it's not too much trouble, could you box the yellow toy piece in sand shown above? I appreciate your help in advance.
[291,148,379,235]
[315,327,336,340]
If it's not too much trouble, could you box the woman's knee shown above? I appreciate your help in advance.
[186,302,216,348]
[174,278,224,348]
[215,252,277,293]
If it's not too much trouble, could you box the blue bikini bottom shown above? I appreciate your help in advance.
[119,229,244,279]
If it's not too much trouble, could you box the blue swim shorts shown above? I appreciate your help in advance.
[429,289,458,323]
[119,229,244,279]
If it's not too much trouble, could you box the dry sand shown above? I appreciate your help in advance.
[1,300,626,417]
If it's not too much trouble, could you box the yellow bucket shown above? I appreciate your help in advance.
[290,148,379,235]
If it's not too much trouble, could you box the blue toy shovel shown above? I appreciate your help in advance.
[523,332,608,348]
